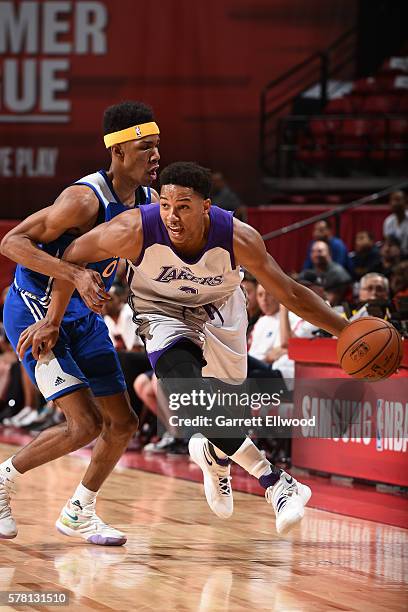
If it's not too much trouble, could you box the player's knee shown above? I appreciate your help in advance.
[109,411,139,438]
[66,413,101,447]
[101,404,139,439]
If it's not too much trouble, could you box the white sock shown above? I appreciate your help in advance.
[0,457,22,481]
[229,438,274,478]
[71,482,98,507]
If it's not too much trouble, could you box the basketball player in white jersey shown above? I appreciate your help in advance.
[18,162,348,535]
[0,101,160,544]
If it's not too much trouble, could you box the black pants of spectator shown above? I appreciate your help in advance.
[117,350,151,416]
[247,355,284,379]
[0,362,24,420]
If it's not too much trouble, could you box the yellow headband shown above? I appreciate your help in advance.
[104,122,160,148]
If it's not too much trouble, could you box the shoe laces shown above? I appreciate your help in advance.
[0,476,15,519]
[217,475,232,496]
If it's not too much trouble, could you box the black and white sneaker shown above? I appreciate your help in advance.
[189,434,233,519]
[265,470,311,535]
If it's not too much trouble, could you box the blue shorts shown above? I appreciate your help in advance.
[3,285,126,401]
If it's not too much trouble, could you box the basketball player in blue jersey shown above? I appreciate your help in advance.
[0,101,160,545]
[17,162,348,536]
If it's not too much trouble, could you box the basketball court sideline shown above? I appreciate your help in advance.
[0,443,406,612]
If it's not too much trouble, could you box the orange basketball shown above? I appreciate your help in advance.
[337,317,403,381]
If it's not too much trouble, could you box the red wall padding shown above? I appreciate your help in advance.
[0,205,389,291]
[0,0,357,217]
[248,205,389,273]
[0,222,18,292]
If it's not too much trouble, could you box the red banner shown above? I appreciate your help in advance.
[0,0,357,216]
[290,340,408,487]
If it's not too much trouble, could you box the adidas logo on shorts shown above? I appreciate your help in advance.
[54,376,66,386]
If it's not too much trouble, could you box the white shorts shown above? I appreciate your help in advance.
[134,288,248,383]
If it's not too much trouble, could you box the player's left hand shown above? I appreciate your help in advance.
[17,318,60,360]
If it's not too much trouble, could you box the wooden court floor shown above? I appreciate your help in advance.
[0,443,406,612]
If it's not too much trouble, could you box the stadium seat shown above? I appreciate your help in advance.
[310,118,340,137]
[380,57,408,74]
[390,118,408,138]
[341,119,371,138]
[296,135,329,162]
[397,96,408,113]
[362,95,400,114]
[335,119,370,159]
[324,97,355,114]
[324,194,342,204]
[352,77,378,95]
[288,195,307,204]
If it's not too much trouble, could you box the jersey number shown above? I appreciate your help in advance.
[102,259,118,278]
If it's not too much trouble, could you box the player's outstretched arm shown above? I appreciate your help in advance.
[17,209,143,359]
[49,208,142,319]
[233,220,348,337]
[62,208,142,266]
[0,186,100,286]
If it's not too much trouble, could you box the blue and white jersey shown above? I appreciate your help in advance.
[14,170,151,322]
[127,204,243,320]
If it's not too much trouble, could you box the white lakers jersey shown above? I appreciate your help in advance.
[127,204,243,321]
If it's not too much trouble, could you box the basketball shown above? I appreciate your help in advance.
[337,316,403,380]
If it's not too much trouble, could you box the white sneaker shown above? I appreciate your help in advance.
[265,470,312,535]
[188,434,233,519]
[56,499,127,546]
[3,406,33,427]
[0,474,17,539]
[143,431,175,453]
[18,409,43,427]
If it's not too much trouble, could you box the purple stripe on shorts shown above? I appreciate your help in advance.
[148,338,191,370]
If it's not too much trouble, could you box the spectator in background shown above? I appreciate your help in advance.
[383,190,408,255]
[390,261,408,299]
[0,286,44,428]
[358,273,389,302]
[276,276,328,378]
[349,230,381,280]
[299,240,351,304]
[351,273,391,321]
[248,285,283,363]
[102,283,150,418]
[241,273,260,343]
[103,283,143,352]
[377,235,402,278]
[211,171,245,219]
[303,220,351,272]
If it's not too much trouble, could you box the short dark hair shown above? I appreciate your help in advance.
[315,219,331,229]
[311,238,332,255]
[357,229,375,241]
[243,272,257,285]
[159,162,212,199]
[384,235,401,248]
[299,270,323,287]
[103,101,154,135]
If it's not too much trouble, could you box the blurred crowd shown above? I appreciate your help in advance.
[0,189,407,467]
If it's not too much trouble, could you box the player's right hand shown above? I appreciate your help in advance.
[75,268,111,313]
[17,319,60,360]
